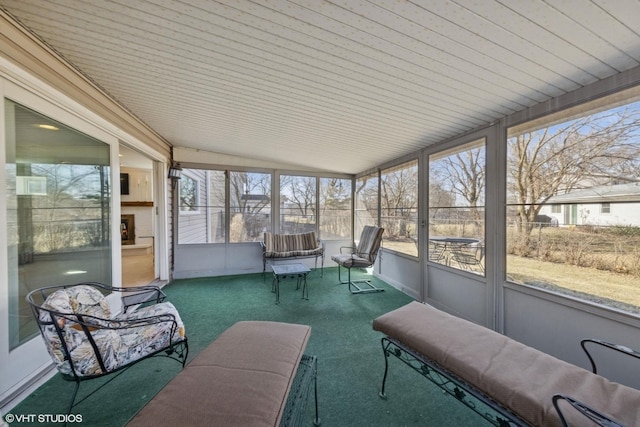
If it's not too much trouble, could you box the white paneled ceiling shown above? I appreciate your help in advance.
[2,0,640,173]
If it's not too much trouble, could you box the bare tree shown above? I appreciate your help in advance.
[355,174,379,230]
[281,176,316,217]
[319,178,351,237]
[439,148,485,221]
[28,164,106,252]
[381,165,418,238]
[428,180,455,220]
[229,171,271,240]
[508,106,640,237]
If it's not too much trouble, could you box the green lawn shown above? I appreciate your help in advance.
[382,240,640,313]
[507,255,640,313]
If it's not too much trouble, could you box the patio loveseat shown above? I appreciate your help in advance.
[261,231,325,277]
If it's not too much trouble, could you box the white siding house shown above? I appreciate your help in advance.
[540,183,640,227]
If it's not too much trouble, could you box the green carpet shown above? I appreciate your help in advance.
[10,268,492,426]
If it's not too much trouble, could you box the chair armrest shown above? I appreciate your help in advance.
[116,286,166,311]
[580,338,640,374]
[260,241,267,249]
[339,245,356,254]
[112,313,180,329]
[552,394,624,427]
[72,311,178,330]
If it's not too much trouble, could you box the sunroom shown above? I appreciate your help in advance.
[1,1,640,424]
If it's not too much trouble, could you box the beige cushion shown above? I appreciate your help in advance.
[128,321,311,427]
[373,301,640,427]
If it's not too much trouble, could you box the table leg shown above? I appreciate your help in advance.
[272,274,281,304]
[301,273,308,300]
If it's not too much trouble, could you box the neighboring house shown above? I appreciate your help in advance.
[540,183,640,227]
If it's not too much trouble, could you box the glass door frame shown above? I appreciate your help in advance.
[0,78,121,406]
[419,123,502,329]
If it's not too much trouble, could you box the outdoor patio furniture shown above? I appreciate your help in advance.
[450,240,484,273]
[261,231,325,277]
[373,301,640,427]
[127,321,319,426]
[428,240,447,263]
[26,282,188,415]
[331,225,385,294]
[272,263,312,304]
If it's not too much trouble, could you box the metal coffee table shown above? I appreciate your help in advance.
[272,263,311,304]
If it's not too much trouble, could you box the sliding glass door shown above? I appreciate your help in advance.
[4,99,112,350]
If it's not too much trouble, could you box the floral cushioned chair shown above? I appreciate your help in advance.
[27,282,188,414]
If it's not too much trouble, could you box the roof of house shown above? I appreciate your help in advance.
[548,183,640,204]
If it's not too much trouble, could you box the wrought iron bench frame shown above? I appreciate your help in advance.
[378,335,639,427]
[379,337,526,427]
[280,354,321,426]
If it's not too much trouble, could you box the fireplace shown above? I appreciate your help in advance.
[121,215,135,245]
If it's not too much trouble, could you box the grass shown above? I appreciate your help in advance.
[507,255,640,313]
[381,239,640,313]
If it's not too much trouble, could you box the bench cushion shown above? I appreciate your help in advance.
[264,232,323,258]
[128,321,311,427]
[373,301,640,427]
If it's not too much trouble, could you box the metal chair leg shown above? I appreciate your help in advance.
[338,265,384,294]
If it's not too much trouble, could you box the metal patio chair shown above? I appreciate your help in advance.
[450,240,484,273]
[26,282,188,416]
[331,225,385,294]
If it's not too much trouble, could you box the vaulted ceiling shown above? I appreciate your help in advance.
[1,0,640,174]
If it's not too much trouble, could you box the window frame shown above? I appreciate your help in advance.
[505,87,640,315]
[176,166,353,244]
[426,138,487,275]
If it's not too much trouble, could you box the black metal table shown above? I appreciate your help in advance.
[272,263,311,304]
[429,236,480,246]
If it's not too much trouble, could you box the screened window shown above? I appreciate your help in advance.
[319,177,352,239]
[506,94,640,314]
[355,172,379,239]
[229,171,271,242]
[178,169,225,244]
[380,160,418,256]
[280,175,316,234]
[5,99,112,349]
[179,174,200,213]
[176,169,352,243]
[428,139,486,275]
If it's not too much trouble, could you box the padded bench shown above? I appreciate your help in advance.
[128,321,319,427]
[262,232,325,277]
[373,301,640,427]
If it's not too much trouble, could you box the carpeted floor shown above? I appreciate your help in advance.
[11,267,493,426]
